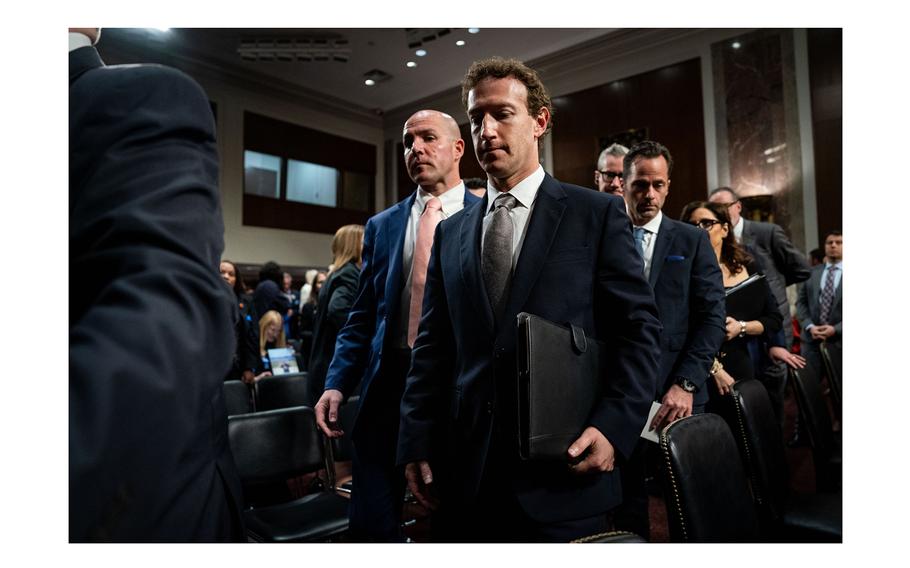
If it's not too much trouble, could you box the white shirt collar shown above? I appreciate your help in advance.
[69,32,93,52]
[732,216,744,241]
[825,259,843,269]
[486,165,545,213]
[415,181,465,218]
[638,210,663,234]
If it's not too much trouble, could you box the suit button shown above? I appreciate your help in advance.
[486,402,494,415]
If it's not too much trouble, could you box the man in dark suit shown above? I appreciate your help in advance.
[708,187,811,425]
[314,110,478,541]
[397,58,661,542]
[69,29,244,541]
[613,141,726,539]
[796,230,843,381]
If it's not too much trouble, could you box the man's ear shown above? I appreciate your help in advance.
[453,138,465,161]
[533,107,550,139]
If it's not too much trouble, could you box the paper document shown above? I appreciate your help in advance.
[639,401,663,444]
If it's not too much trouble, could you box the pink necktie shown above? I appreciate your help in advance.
[408,197,443,347]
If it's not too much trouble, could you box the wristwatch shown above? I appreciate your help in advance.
[738,320,747,338]
[674,376,697,393]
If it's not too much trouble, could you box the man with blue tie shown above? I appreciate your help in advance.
[613,141,726,540]
[397,58,661,542]
[314,110,479,541]
[797,230,843,382]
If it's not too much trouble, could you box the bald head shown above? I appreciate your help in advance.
[402,109,464,196]
[70,28,101,44]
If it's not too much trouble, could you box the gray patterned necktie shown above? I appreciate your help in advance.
[482,193,518,319]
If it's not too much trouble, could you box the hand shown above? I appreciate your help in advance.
[253,371,272,382]
[241,370,255,384]
[405,461,439,510]
[314,389,345,438]
[567,427,615,474]
[651,384,694,431]
[768,346,807,369]
[725,316,740,341]
[713,367,735,395]
[816,325,836,339]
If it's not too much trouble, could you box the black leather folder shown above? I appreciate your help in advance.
[724,273,767,322]
[516,312,605,461]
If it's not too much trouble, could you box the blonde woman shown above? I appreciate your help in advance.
[308,224,365,405]
[258,309,287,362]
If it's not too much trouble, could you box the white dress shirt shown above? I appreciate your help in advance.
[481,165,545,270]
[69,32,92,52]
[817,260,843,303]
[635,210,663,281]
[732,216,744,243]
[396,182,466,347]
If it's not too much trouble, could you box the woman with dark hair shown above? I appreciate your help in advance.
[680,201,783,401]
[308,224,365,405]
[220,259,260,383]
[298,271,327,369]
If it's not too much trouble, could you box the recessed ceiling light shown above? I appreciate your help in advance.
[468,28,480,34]
[456,40,465,46]
[732,41,742,49]
[364,79,376,86]
[406,61,417,68]
[415,49,427,57]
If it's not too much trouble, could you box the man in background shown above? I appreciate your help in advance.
[315,110,478,541]
[70,28,243,541]
[594,143,628,195]
[797,230,843,382]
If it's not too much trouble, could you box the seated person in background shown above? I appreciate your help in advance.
[252,261,289,321]
[680,201,782,405]
[220,260,259,384]
[281,271,300,340]
[257,309,286,376]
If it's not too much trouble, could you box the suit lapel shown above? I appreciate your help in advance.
[460,196,495,331]
[648,216,675,288]
[383,193,416,311]
[502,175,567,327]
[69,46,104,85]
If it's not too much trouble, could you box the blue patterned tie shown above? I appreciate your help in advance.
[633,227,646,260]
[819,265,839,324]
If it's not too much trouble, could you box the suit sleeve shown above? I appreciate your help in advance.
[588,198,663,460]
[672,229,727,391]
[324,220,379,396]
[69,66,236,540]
[770,223,811,285]
[796,279,814,330]
[397,223,456,466]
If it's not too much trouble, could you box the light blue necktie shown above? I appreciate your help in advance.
[633,227,646,259]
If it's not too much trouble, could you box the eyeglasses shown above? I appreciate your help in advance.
[691,219,722,230]
[595,170,623,182]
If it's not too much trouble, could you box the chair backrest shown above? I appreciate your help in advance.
[223,380,255,416]
[728,379,790,528]
[228,406,327,490]
[255,372,310,411]
[332,395,360,462]
[789,365,835,463]
[819,342,842,413]
[660,414,760,542]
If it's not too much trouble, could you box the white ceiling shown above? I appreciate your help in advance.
[100,28,617,114]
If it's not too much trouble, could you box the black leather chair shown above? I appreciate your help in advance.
[726,379,842,542]
[659,413,760,542]
[789,366,842,491]
[255,372,311,412]
[228,406,349,542]
[333,395,360,495]
[819,342,842,416]
[223,380,255,416]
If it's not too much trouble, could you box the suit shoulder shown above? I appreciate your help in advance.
[78,63,210,114]
[368,194,413,226]
[664,217,703,238]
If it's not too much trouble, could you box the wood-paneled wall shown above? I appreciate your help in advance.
[551,58,708,221]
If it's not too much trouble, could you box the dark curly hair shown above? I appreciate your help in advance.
[220,259,246,298]
[461,57,553,137]
[679,200,752,276]
[624,140,674,179]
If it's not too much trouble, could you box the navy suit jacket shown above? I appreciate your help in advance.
[325,189,480,443]
[70,46,244,541]
[397,174,661,523]
[647,216,727,407]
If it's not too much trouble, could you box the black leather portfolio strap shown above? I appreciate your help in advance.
[516,312,605,461]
